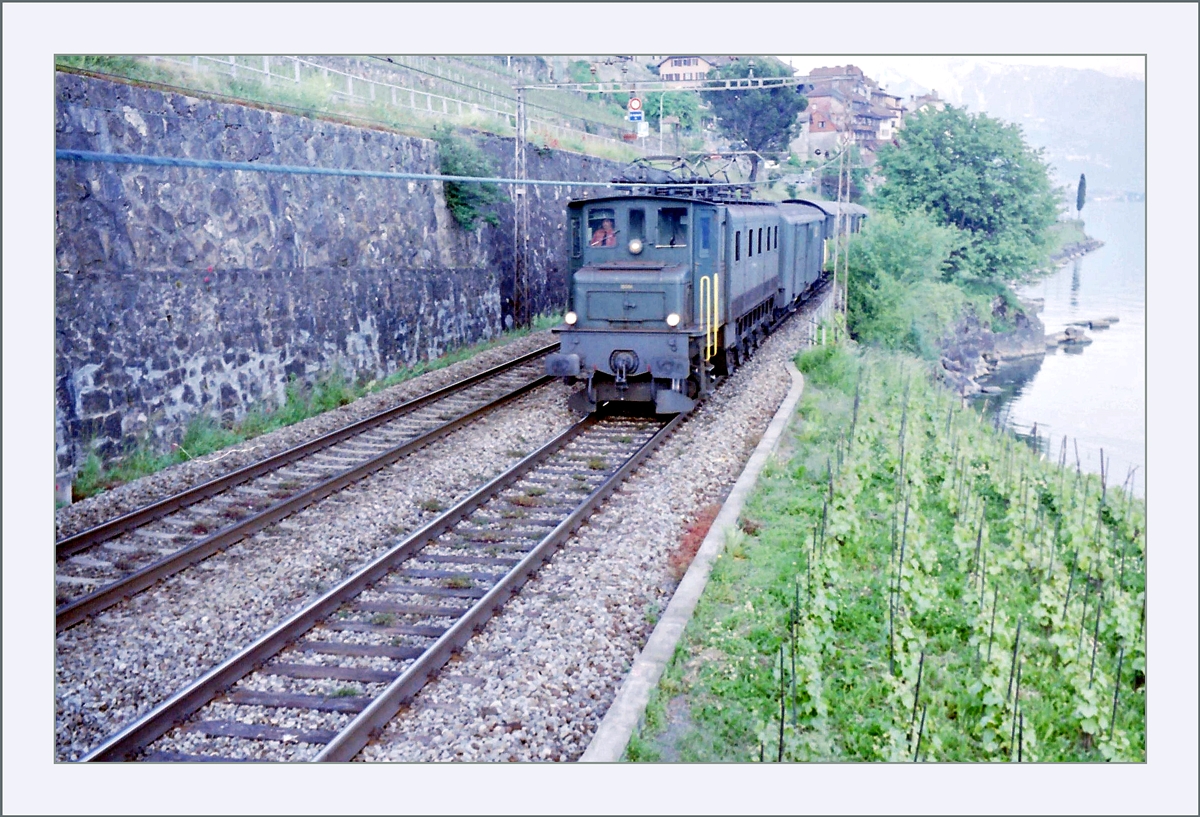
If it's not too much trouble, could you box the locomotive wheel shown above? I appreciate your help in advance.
[722,347,738,376]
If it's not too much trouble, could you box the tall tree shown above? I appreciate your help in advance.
[874,105,1060,283]
[703,57,807,181]
[1076,173,1087,218]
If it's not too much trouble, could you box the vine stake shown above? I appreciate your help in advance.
[910,650,925,735]
[1089,590,1104,686]
[986,585,1000,664]
[1006,620,1022,705]
[913,704,927,762]
[1061,549,1079,626]
[1009,658,1023,756]
[778,644,785,762]
[1110,646,1125,740]
[1018,710,1024,762]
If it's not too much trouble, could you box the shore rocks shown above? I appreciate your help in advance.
[937,297,1046,397]
[1046,325,1095,347]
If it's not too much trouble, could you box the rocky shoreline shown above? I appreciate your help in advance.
[938,238,1107,397]
[937,296,1047,397]
[1049,238,1105,265]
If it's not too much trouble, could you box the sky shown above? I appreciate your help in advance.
[780,55,1146,88]
[777,54,1142,82]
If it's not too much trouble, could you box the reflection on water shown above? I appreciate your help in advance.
[977,200,1144,496]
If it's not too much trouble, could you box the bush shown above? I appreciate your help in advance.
[431,124,508,229]
[844,211,995,359]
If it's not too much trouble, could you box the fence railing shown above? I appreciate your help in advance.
[145,55,648,156]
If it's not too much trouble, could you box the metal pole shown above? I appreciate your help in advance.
[831,144,844,317]
[514,86,529,327]
[841,147,852,317]
[659,92,664,153]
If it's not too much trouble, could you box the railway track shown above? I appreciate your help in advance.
[55,344,558,632]
[81,410,681,762]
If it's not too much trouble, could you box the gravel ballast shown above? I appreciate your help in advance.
[359,309,819,762]
[55,301,827,762]
[55,331,574,761]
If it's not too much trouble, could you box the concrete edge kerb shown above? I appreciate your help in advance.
[580,359,806,762]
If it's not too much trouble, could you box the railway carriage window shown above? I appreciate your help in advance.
[735,230,741,261]
[656,207,687,248]
[588,208,617,248]
[698,215,711,258]
[628,209,645,242]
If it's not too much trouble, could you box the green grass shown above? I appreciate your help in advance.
[69,319,562,501]
[56,55,648,163]
[630,343,1145,762]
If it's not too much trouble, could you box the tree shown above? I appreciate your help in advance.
[703,57,807,181]
[1076,173,1087,218]
[642,90,702,133]
[873,105,1060,283]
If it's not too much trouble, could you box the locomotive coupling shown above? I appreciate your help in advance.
[545,353,581,377]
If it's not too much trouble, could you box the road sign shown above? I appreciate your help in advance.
[628,96,642,112]
[627,110,644,122]
[637,120,649,138]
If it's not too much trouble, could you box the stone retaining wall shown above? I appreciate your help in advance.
[54,71,623,478]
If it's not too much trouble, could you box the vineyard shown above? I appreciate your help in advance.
[632,343,1145,762]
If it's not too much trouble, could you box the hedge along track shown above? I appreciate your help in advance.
[56,344,558,632]
[81,410,681,762]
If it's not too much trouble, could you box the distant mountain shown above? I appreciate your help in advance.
[871,61,1145,195]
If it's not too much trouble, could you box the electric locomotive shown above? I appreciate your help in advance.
[545,180,864,414]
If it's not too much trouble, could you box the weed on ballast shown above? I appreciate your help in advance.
[628,346,1145,762]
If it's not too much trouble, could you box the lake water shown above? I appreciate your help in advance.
[978,200,1146,496]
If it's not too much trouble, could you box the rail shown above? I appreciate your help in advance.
[56,344,558,631]
[82,412,683,762]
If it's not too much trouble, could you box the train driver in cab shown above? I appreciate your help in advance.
[590,218,617,247]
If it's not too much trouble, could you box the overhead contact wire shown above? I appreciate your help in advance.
[55,149,769,188]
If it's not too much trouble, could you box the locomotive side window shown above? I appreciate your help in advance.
[735,230,741,261]
[758,227,763,254]
[747,227,753,257]
[588,208,617,248]
[571,217,581,258]
[628,209,646,242]
[656,207,687,248]
[774,225,778,249]
[698,214,711,257]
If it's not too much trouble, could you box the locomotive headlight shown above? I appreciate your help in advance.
[666,312,681,327]
[564,311,578,325]
[628,238,644,255]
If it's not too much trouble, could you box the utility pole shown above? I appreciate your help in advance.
[831,141,845,318]
[513,86,529,327]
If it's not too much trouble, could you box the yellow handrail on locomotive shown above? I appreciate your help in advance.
[699,273,721,361]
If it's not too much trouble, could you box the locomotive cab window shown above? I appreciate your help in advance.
[628,209,646,242]
[656,207,687,248]
[571,217,582,258]
[588,208,617,248]
[698,214,711,258]
[735,230,741,261]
